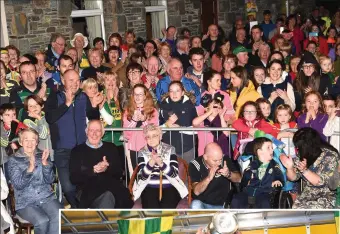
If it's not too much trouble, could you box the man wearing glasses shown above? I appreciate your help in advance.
[45,33,66,72]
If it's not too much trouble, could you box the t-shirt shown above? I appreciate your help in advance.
[189,156,240,205]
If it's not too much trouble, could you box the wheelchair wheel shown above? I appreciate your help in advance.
[278,190,294,209]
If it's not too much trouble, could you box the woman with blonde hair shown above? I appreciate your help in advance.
[123,84,159,176]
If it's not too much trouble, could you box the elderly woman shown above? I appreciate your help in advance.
[70,33,90,69]
[7,128,62,234]
[81,48,110,81]
[69,120,133,208]
[257,59,296,119]
[280,127,339,209]
[133,124,188,208]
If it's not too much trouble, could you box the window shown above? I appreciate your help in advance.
[145,0,168,39]
[70,0,105,48]
[1,0,9,47]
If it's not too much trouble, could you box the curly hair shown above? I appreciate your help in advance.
[125,84,155,121]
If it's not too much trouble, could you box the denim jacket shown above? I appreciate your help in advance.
[7,147,55,210]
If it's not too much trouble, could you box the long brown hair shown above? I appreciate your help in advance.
[301,91,325,114]
[125,84,155,121]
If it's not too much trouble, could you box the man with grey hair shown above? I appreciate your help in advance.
[249,43,271,67]
[46,33,66,72]
[172,36,190,72]
[69,119,133,208]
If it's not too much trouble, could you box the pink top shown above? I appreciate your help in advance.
[195,90,235,156]
[123,108,159,151]
[211,54,223,72]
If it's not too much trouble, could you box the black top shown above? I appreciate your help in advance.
[81,65,110,81]
[172,50,190,73]
[202,37,224,57]
[189,156,240,205]
[69,142,133,208]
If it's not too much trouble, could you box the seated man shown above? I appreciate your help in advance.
[231,137,284,208]
[69,119,133,209]
[189,142,241,209]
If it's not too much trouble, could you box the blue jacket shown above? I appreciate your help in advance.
[7,148,56,210]
[260,21,276,40]
[45,88,100,149]
[155,75,201,106]
[241,159,284,196]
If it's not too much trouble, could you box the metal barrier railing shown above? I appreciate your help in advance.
[104,127,340,187]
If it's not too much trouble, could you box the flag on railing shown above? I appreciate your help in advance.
[336,211,339,234]
[118,217,173,234]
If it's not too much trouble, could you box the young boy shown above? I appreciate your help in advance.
[231,137,284,208]
[0,103,27,165]
[256,98,273,123]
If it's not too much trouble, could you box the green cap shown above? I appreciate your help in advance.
[232,46,249,55]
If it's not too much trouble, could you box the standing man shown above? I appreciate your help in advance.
[45,69,101,208]
[202,24,224,57]
[46,33,66,72]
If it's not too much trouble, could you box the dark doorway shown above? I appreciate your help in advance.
[146,12,153,40]
[201,0,218,34]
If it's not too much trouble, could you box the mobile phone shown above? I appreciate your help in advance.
[309,32,318,37]
[279,27,285,34]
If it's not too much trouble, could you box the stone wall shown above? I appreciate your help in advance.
[4,0,73,54]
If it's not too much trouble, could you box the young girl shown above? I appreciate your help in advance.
[256,98,273,124]
[273,104,297,156]
[320,55,336,85]
[297,91,328,140]
[232,101,279,159]
[23,95,54,160]
[323,95,340,152]
[250,66,266,89]
[193,98,231,157]
[123,84,159,176]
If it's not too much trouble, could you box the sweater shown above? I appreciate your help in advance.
[297,113,328,140]
[69,142,133,208]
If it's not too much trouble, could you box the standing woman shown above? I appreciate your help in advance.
[286,14,304,55]
[101,71,125,170]
[123,84,159,176]
[159,81,197,162]
[257,59,296,119]
[211,40,231,72]
[7,129,62,234]
[229,66,261,118]
[280,127,338,209]
[221,54,237,91]
[70,33,90,69]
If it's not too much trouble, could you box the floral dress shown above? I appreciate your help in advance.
[292,148,339,209]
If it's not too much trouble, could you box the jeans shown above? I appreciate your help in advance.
[190,199,224,209]
[17,196,62,234]
[90,191,116,209]
[54,148,78,208]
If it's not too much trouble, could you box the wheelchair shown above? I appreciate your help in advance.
[236,135,296,209]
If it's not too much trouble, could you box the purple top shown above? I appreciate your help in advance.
[297,113,329,140]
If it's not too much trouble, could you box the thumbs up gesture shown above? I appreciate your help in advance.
[217,161,230,178]
[93,156,110,173]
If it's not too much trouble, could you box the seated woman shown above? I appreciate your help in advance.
[7,128,62,234]
[159,81,197,162]
[133,124,188,208]
[69,120,133,209]
[280,127,339,209]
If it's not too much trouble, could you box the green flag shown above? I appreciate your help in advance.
[118,217,173,234]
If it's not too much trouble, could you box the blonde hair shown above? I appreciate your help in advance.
[88,48,103,57]
[103,71,119,87]
[279,41,292,55]
[82,78,98,92]
[319,55,332,64]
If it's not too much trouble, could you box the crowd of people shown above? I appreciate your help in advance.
[1,5,340,234]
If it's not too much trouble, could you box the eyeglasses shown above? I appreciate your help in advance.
[302,65,314,70]
[128,70,141,75]
[243,111,257,115]
[146,134,160,140]
[55,41,65,47]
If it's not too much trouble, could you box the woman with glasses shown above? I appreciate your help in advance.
[257,59,296,119]
[133,124,188,208]
[293,51,332,112]
[122,84,159,177]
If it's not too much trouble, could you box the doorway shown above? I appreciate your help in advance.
[201,0,218,34]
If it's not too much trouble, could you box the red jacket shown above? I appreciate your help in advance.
[303,36,329,56]
[232,118,279,159]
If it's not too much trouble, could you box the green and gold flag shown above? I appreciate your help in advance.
[118,217,173,234]
[335,211,339,234]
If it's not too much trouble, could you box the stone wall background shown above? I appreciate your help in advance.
[5,0,73,54]
[4,0,316,54]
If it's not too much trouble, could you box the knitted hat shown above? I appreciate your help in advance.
[297,50,319,71]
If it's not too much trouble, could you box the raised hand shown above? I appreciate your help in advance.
[217,161,230,178]
[296,158,307,173]
[279,154,294,170]
[42,149,50,166]
[37,82,47,100]
[207,166,219,182]
[272,180,282,187]
[92,93,104,107]
[65,89,75,106]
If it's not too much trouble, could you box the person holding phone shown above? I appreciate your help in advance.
[303,24,329,56]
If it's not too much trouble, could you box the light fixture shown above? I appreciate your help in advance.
[204,212,239,234]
